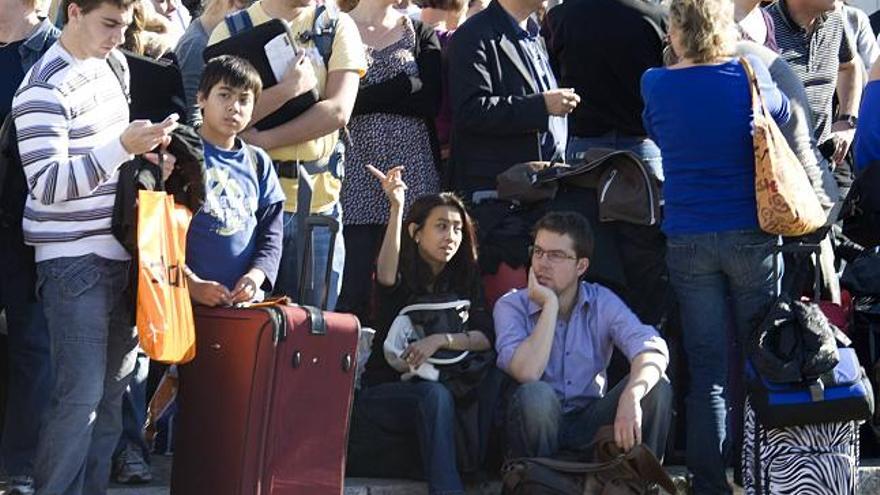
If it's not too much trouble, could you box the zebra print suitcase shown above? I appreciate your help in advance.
[742,397,859,494]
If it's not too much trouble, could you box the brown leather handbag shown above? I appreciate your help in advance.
[740,57,825,237]
[501,426,677,495]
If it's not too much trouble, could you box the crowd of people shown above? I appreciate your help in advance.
[1,0,879,493]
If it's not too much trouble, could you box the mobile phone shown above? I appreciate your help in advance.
[160,113,180,127]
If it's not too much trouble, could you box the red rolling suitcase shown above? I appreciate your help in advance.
[171,216,359,495]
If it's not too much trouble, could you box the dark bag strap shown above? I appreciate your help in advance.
[106,53,131,104]
[224,9,254,37]
[0,113,18,210]
[242,142,264,178]
[310,3,338,67]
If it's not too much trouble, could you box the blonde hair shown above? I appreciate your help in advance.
[668,0,736,63]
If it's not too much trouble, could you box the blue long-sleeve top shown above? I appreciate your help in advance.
[641,55,791,235]
[855,80,880,175]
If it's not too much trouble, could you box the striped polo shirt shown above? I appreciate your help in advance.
[12,43,132,262]
[767,0,854,145]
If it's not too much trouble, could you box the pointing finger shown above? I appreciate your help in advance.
[366,164,386,181]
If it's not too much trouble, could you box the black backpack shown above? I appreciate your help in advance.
[0,55,129,240]
[842,161,880,249]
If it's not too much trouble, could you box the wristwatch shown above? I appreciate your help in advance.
[836,114,858,129]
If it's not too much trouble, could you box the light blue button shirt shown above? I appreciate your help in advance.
[494,281,669,412]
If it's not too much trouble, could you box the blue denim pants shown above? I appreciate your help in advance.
[506,377,673,459]
[567,132,664,182]
[115,350,150,460]
[274,205,344,310]
[0,242,51,479]
[665,230,779,495]
[355,381,462,495]
[34,254,139,495]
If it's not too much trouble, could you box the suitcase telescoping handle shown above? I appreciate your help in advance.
[297,214,339,312]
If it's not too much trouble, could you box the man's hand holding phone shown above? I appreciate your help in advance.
[121,113,179,156]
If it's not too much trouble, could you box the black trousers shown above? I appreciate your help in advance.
[337,224,385,325]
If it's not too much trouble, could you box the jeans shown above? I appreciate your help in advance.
[34,254,139,495]
[506,377,673,459]
[665,230,779,494]
[0,240,52,479]
[115,350,150,460]
[354,381,463,495]
[274,205,344,310]
[567,132,664,182]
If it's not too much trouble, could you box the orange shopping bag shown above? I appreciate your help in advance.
[136,189,196,363]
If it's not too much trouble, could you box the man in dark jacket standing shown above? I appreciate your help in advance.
[447,0,579,196]
[542,0,669,327]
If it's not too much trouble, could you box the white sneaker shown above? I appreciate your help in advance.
[6,475,35,495]
[113,444,153,484]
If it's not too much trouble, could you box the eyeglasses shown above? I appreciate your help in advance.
[529,245,578,263]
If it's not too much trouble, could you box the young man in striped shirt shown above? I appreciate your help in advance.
[11,0,177,492]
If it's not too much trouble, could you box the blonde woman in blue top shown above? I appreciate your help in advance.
[640,0,790,492]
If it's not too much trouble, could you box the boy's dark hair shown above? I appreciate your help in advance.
[198,55,263,101]
[532,211,595,259]
[62,0,138,18]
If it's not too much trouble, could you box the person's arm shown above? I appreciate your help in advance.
[502,268,559,383]
[838,59,862,117]
[369,165,406,287]
[762,52,839,210]
[603,288,669,450]
[832,59,862,164]
[185,265,233,306]
[13,84,176,205]
[249,52,319,125]
[614,351,668,451]
[352,22,442,118]
[640,70,660,147]
[750,55,791,125]
[243,69,360,150]
[245,201,283,290]
[857,11,880,69]
[174,29,205,124]
[448,30,548,136]
[402,329,491,368]
[854,62,880,173]
[229,199,282,304]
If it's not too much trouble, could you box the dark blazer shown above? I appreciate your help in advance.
[447,1,550,193]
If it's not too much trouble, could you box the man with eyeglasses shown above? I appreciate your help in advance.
[494,211,672,458]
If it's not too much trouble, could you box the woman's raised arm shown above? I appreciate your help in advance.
[368,165,408,287]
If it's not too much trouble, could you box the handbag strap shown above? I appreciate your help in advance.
[513,456,627,475]
[593,425,677,494]
[738,56,771,127]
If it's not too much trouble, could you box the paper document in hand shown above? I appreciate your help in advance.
[265,32,298,83]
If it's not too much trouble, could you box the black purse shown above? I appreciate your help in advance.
[384,293,494,399]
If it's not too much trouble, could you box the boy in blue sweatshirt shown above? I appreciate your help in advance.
[185,55,284,306]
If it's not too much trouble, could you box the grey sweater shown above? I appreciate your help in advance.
[174,18,210,125]
[736,40,840,218]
